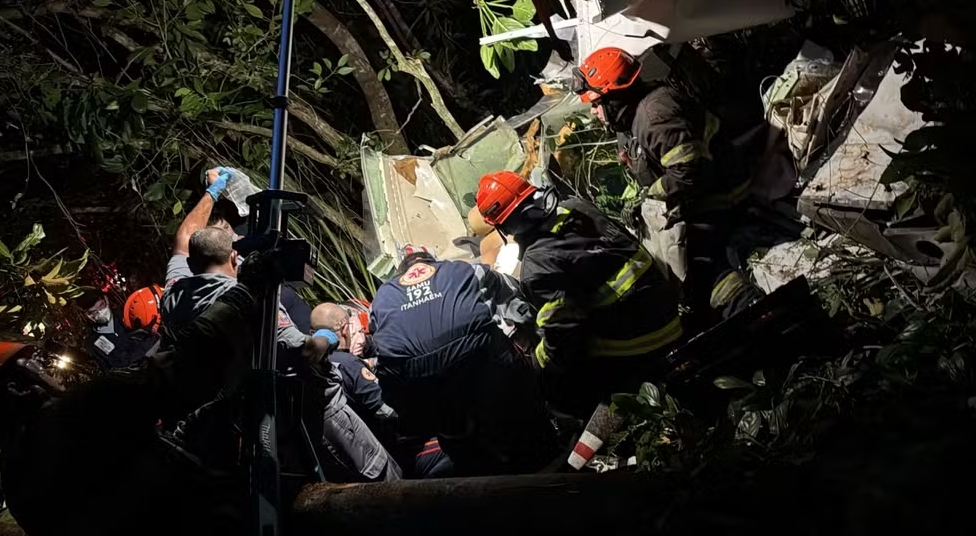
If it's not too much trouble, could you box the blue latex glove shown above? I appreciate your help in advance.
[312,329,339,346]
[206,167,231,201]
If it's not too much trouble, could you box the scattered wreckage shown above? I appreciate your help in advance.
[296,0,960,532]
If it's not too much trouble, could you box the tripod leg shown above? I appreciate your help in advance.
[296,385,327,482]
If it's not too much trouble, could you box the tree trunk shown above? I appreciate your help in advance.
[350,0,466,141]
[305,2,409,155]
[292,472,668,535]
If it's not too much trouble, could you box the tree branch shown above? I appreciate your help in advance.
[305,2,409,154]
[42,2,357,162]
[370,0,482,115]
[214,121,339,168]
[350,0,465,140]
[288,97,353,154]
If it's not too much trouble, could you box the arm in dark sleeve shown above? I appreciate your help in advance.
[636,103,709,206]
[472,263,521,305]
[150,284,256,421]
[520,264,591,371]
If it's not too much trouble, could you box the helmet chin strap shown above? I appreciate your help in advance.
[496,187,559,237]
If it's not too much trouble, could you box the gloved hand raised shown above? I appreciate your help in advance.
[205,166,232,201]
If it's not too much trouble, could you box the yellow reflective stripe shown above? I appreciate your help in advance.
[592,316,683,357]
[548,207,572,234]
[534,342,550,369]
[595,248,654,307]
[537,298,588,328]
[648,178,666,200]
[660,142,703,167]
[536,298,563,328]
[727,177,752,204]
[710,272,745,309]
[660,113,721,168]
[703,112,720,155]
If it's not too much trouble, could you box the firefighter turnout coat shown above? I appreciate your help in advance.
[618,85,751,218]
[519,197,683,412]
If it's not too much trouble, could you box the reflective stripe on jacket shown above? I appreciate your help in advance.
[618,85,750,217]
[519,198,682,370]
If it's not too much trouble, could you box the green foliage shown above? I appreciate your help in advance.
[608,40,976,470]
[610,235,976,473]
[0,225,90,341]
[376,50,400,82]
[477,0,539,78]
[300,54,355,95]
[2,0,376,303]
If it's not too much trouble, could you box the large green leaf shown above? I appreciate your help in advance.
[513,38,539,52]
[13,224,45,254]
[495,45,515,72]
[185,2,205,20]
[41,259,63,282]
[131,91,149,113]
[511,0,536,22]
[713,376,754,390]
[492,16,525,34]
[638,382,662,407]
[0,239,11,261]
[59,249,89,279]
[480,45,500,79]
[243,3,263,18]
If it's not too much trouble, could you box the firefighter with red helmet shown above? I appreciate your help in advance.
[76,290,159,371]
[476,171,683,418]
[571,46,763,329]
[122,285,164,335]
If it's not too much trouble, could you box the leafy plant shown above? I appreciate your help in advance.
[1,0,380,305]
[0,225,90,341]
[477,0,540,78]
[376,50,400,82]
[300,54,355,95]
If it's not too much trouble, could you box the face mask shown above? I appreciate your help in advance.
[88,306,112,326]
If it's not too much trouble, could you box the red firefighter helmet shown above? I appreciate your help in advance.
[572,47,642,103]
[123,285,163,333]
[476,171,538,226]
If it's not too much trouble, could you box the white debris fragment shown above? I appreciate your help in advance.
[750,235,869,294]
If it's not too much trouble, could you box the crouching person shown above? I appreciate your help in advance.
[1,260,279,536]
[369,246,560,476]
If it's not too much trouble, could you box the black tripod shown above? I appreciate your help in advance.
[231,0,311,533]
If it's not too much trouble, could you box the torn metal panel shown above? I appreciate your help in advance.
[431,117,527,215]
[574,0,795,60]
[361,148,471,281]
[750,235,868,294]
[796,41,939,263]
[799,45,923,215]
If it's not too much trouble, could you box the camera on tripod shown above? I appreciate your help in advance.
[233,190,317,287]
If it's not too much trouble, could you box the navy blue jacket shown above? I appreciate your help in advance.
[370,260,507,376]
[328,351,387,418]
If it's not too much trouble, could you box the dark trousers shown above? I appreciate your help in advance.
[683,211,763,333]
[379,335,560,477]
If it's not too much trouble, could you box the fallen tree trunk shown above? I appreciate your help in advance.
[292,472,667,535]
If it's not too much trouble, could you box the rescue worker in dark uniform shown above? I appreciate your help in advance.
[160,167,400,482]
[77,290,158,370]
[312,302,453,478]
[476,171,683,419]
[2,255,285,536]
[369,246,559,476]
[571,46,764,330]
